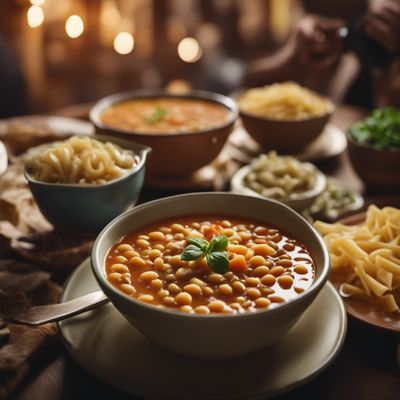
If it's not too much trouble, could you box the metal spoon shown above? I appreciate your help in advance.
[0,291,109,326]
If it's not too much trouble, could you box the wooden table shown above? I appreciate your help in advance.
[10,105,400,400]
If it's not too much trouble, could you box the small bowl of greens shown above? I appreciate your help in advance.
[347,107,400,190]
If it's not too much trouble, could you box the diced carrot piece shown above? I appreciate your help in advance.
[204,224,222,241]
[230,255,248,273]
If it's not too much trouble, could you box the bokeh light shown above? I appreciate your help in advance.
[113,32,135,55]
[65,15,84,39]
[27,5,44,28]
[177,37,202,63]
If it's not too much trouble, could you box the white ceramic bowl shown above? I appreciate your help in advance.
[231,164,327,212]
[91,193,330,360]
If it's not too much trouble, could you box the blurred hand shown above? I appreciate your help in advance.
[365,0,400,52]
[292,15,345,70]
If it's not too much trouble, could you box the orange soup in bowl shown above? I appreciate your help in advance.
[100,98,230,134]
[105,215,315,314]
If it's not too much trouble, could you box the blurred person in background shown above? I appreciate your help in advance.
[244,0,400,108]
[0,35,27,118]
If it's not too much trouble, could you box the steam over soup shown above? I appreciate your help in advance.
[100,98,231,134]
[105,216,316,314]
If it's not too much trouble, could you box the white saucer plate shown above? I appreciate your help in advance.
[59,259,347,400]
[227,123,347,163]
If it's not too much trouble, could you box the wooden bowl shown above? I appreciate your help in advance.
[347,136,400,190]
[90,90,238,177]
[239,107,333,152]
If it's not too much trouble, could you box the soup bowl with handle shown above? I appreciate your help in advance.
[90,89,238,177]
[91,192,330,359]
[24,135,151,231]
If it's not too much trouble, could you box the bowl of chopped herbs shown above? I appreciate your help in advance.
[347,107,400,190]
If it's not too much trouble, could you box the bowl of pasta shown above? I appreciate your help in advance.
[231,152,326,212]
[24,135,150,231]
[237,82,334,152]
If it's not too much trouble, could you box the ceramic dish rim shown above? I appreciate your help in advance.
[90,89,239,138]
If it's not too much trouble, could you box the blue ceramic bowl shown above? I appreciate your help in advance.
[25,135,151,231]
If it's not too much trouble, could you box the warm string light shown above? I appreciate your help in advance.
[113,32,134,54]
[177,37,202,63]
[25,5,204,62]
[65,15,84,38]
[27,5,44,28]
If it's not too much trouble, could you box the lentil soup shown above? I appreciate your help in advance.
[100,98,230,134]
[105,216,315,314]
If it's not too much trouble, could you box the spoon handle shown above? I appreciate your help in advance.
[3,291,109,326]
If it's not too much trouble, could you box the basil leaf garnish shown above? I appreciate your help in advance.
[181,234,230,274]
[181,245,206,261]
[187,237,210,252]
[206,251,230,274]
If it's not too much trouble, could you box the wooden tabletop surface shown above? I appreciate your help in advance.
[9,105,400,400]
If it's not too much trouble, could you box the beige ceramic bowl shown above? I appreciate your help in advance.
[91,193,330,360]
[230,164,327,212]
[90,90,237,177]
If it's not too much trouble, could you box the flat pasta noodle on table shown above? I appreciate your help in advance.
[314,205,400,312]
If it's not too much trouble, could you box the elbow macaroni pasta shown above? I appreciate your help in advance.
[238,82,332,120]
[244,151,319,199]
[27,136,137,184]
[314,205,400,313]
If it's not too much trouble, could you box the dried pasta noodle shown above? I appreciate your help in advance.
[238,82,332,120]
[27,136,137,184]
[314,205,400,312]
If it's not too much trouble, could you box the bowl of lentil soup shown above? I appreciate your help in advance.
[90,90,237,177]
[91,193,330,359]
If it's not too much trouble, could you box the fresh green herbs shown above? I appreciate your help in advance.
[146,106,167,124]
[348,107,400,151]
[181,235,230,274]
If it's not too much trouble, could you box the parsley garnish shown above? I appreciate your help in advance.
[146,106,167,124]
[348,107,400,151]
